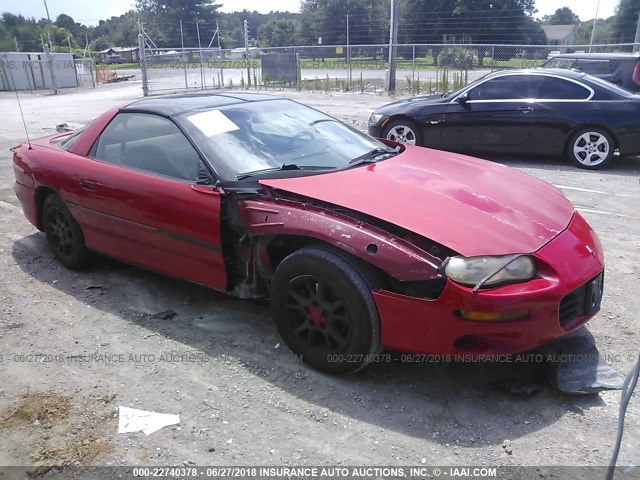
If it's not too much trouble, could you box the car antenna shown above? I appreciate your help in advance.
[5,59,32,150]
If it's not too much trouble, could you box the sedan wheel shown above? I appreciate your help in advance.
[42,194,91,269]
[568,128,615,170]
[383,120,423,146]
[270,246,381,374]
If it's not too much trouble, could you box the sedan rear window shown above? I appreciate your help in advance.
[538,77,591,100]
[59,126,86,151]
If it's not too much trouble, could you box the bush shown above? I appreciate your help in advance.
[438,47,476,69]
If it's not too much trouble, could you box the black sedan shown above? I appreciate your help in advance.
[368,69,640,169]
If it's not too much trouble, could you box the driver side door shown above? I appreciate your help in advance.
[66,112,227,290]
[441,74,544,153]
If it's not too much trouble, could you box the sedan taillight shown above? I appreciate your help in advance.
[633,63,640,86]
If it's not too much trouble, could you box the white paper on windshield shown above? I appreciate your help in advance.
[187,110,239,137]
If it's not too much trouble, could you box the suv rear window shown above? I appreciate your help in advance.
[574,60,611,75]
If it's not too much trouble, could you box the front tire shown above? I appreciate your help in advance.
[42,194,91,269]
[567,128,615,170]
[383,119,423,146]
[270,246,381,374]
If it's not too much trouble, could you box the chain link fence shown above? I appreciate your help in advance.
[139,42,640,96]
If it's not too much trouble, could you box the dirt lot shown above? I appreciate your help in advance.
[0,80,638,475]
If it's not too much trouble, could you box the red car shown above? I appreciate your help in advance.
[12,93,605,373]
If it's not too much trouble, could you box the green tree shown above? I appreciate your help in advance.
[2,13,44,51]
[135,0,220,47]
[258,19,301,47]
[576,15,616,44]
[613,0,640,43]
[300,0,389,46]
[440,0,545,65]
[543,7,580,25]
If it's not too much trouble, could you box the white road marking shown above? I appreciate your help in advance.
[576,207,633,219]
[555,184,640,199]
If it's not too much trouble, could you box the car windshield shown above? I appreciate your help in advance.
[176,99,389,181]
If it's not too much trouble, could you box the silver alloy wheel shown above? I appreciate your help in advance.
[572,131,610,167]
[386,125,417,145]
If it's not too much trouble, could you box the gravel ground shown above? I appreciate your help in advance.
[0,80,638,476]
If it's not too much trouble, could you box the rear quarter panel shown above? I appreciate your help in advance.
[533,99,640,155]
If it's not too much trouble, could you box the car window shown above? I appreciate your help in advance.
[574,60,611,75]
[92,113,202,182]
[467,75,543,100]
[541,58,577,69]
[538,77,591,100]
[59,126,86,151]
[176,99,385,181]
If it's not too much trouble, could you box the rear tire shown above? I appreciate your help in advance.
[567,128,615,170]
[42,194,91,270]
[383,119,423,146]
[270,246,381,374]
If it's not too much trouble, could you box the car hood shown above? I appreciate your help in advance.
[259,146,575,256]
[375,94,449,113]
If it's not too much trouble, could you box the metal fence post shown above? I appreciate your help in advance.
[412,45,416,95]
[180,20,188,89]
[491,45,495,72]
[196,21,205,89]
[43,45,58,95]
[138,33,148,96]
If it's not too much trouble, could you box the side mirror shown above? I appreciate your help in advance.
[455,92,470,104]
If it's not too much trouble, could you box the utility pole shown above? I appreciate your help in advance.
[386,0,398,93]
[588,0,600,53]
[14,36,19,52]
[43,0,52,49]
[244,20,250,88]
[634,7,640,52]
[43,0,51,22]
[138,33,149,96]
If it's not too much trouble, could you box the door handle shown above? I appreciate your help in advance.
[191,184,220,195]
[80,179,97,190]
[519,106,534,113]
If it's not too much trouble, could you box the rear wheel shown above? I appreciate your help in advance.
[270,246,381,374]
[383,119,423,146]
[42,194,91,269]
[567,128,615,170]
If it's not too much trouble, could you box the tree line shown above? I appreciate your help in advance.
[0,0,637,55]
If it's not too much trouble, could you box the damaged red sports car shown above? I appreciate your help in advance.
[12,93,605,373]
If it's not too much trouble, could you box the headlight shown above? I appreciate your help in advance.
[369,113,384,124]
[444,255,536,289]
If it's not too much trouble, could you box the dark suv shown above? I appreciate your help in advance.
[541,53,640,92]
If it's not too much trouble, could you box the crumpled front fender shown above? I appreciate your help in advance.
[238,198,442,282]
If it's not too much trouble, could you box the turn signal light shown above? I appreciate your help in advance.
[457,310,530,322]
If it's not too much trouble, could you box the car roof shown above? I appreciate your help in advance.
[122,92,284,116]
[546,52,640,61]
[487,68,588,80]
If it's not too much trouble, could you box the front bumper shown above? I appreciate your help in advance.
[368,123,384,139]
[375,212,605,355]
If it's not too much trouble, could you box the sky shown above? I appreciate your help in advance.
[0,0,619,26]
